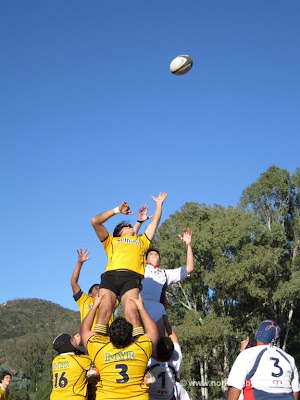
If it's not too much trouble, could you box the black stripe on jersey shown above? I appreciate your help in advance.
[134,339,151,359]
[70,355,90,397]
[246,348,268,380]
[160,271,168,305]
[168,364,178,381]
[100,234,109,243]
[73,289,83,301]
[93,341,110,364]
[276,348,294,380]
[144,233,151,243]
[149,363,160,371]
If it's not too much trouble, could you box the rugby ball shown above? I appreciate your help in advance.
[170,55,193,75]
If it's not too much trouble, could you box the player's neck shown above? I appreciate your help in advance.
[147,262,160,269]
[0,383,7,391]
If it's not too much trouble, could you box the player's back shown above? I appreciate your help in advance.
[87,334,152,400]
[243,345,298,398]
[148,343,182,400]
[50,353,91,399]
[148,361,177,400]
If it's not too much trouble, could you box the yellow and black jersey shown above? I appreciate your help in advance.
[50,353,91,399]
[74,291,118,329]
[102,233,151,276]
[74,291,98,331]
[87,334,152,399]
[0,386,8,400]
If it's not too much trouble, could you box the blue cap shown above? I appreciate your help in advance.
[255,320,280,344]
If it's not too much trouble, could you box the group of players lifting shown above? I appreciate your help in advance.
[50,192,195,400]
[50,191,300,400]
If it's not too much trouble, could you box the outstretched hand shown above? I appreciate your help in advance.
[178,228,192,246]
[93,292,105,308]
[138,204,153,222]
[130,293,144,311]
[77,248,90,263]
[118,201,134,215]
[151,192,168,204]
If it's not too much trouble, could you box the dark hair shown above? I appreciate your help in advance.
[88,284,100,295]
[113,221,132,237]
[53,333,78,354]
[156,337,174,361]
[246,333,257,349]
[146,248,160,259]
[0,370,12,381]
[110,317,133,348]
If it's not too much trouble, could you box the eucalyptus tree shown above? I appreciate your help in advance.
[240,165,300,351]
[154,201,286,399]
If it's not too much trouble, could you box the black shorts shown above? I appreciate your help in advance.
[99,270,142,298]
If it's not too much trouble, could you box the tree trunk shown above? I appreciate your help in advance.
[199,359,209,400]
[282,304,293,351]
[222,339,230,398]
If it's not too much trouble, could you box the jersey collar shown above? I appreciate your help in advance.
[147,262,160,269]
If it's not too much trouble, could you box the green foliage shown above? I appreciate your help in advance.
[2,166,300,400]
[0,299,80,400]
[154,167,300,398]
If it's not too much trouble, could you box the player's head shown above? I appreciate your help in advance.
[0,370,12,389]
[146,248,160,266]
[156,337,174,361]
[53,333,80,354]
[255,320,281,345]
[88,284,100,297]
[113,221,134,237]
[240,333,257,352]
[72,333,81,347]
[110,317,133,348]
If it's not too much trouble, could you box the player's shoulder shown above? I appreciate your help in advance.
[274,347,296,363]
[173,342,182,355]
[135,335,152,344]
[102,232,113,244]
[73,353,91,361]
[88,334,110,345]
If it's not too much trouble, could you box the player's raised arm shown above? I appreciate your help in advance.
[144,192,168,241]
[130,294,158,347]
[91,201,133,241]
[178,229,194,275]
[133,204,153,234]
[71,248,90,295]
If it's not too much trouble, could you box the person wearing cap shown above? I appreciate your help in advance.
[80,292,159,400]
[227,320,300,400]
[50,333,91,400]
[0,370,12,400]
[91,192,167,338]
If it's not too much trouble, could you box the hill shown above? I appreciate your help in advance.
[0,298,81,370]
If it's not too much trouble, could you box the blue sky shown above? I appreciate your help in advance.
[1,0,299,311]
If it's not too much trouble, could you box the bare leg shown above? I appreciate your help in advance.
[121,288,142,328]
[96,288,117,326]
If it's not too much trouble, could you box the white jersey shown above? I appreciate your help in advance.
[227,344,300,399]
[141,265,188,322]
[174,382,191,400]
[148,342,182,400]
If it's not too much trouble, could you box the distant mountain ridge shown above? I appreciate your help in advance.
[0,298,81,370]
